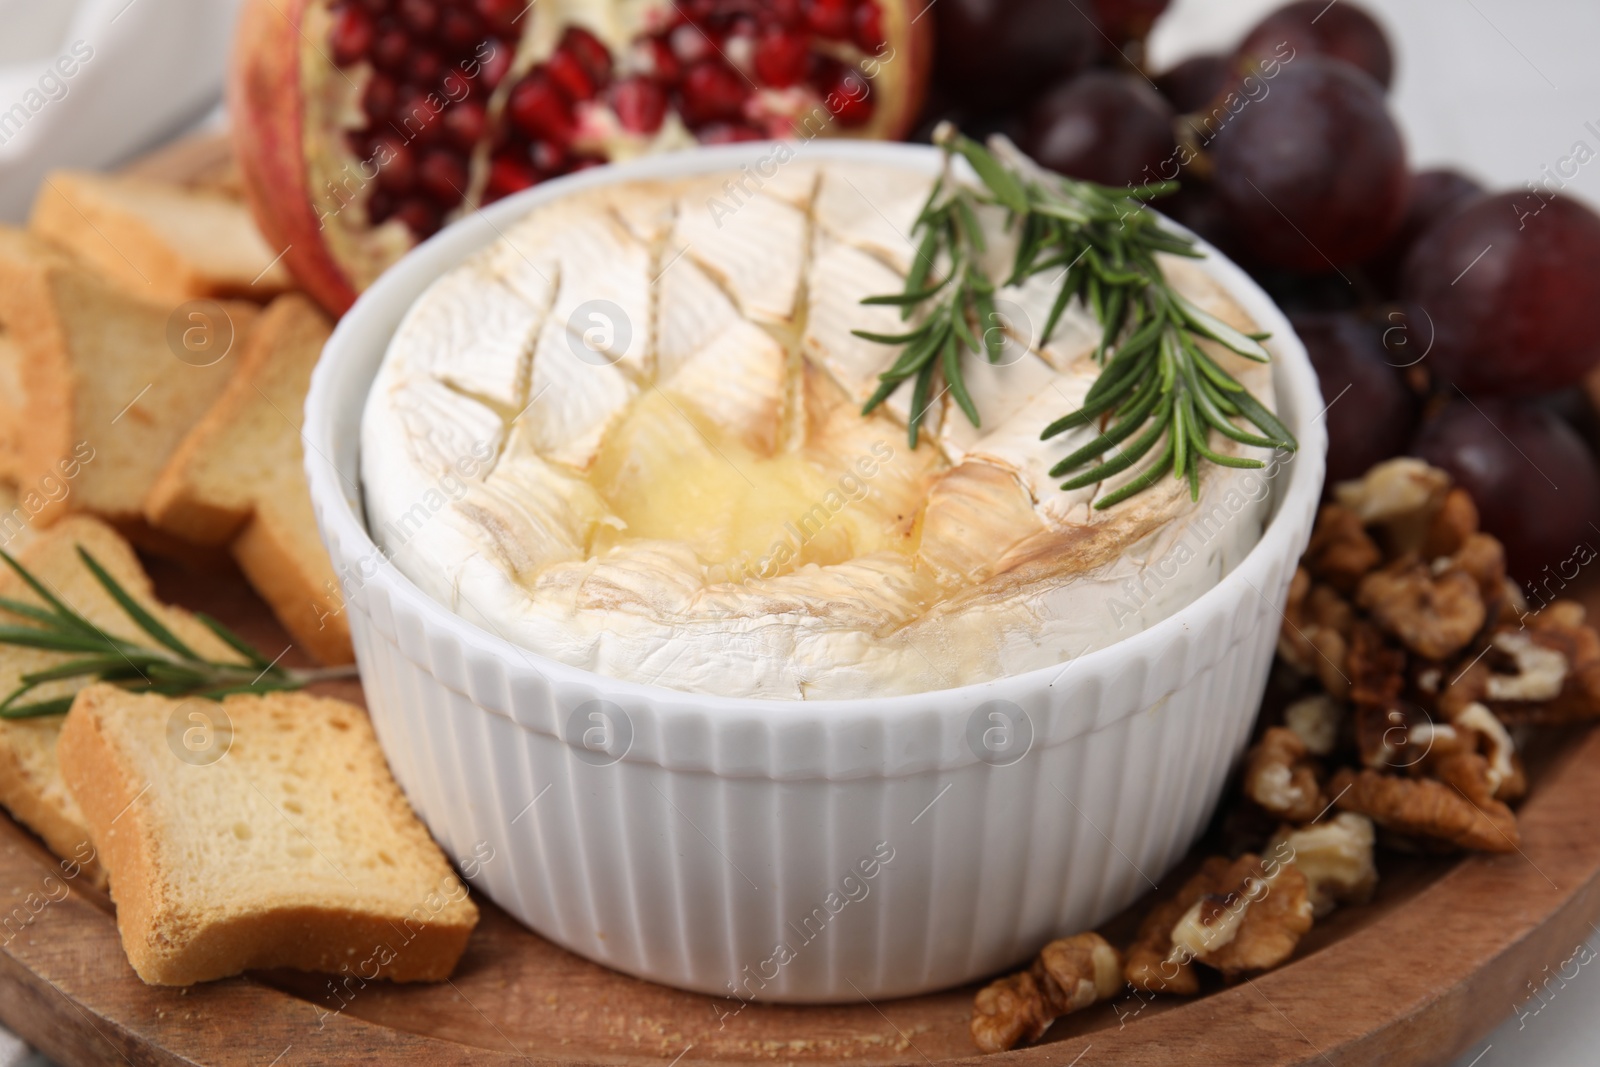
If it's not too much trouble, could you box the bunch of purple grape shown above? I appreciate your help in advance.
[922,0,1600,583]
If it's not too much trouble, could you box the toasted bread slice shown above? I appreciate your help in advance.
[0,226,257,526]
[0,517,239,891]
[0,320,23,482]
[146,294,350,664]
[58,685,477,987]
[30,171,293,303]
[0,483,36,554]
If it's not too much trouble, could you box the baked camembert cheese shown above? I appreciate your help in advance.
[362,156,1278,699]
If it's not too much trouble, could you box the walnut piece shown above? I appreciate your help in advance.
[1243,727,1324,822]
[1491,603,1600,725]
[1304,504,1381,593]
[1334,457,1452,526]
[1485,630,1567,701]
[1267,813,1377,918]
[970,933,1123,1053]
[1452,701,1519,798]
[1279,571,1357,697]
[1172,854,1314,977]
[971,972,1049,1054]
[1126,889,1203,998]
[1283,693,1342,757]
[1421,487,1479,559]
[1330,766,1520,852]
[1356,559,1485,660]
[1449,533,1507,623]
[1348,621,1405,711]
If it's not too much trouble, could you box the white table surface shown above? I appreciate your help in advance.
[9,0,1600,1063]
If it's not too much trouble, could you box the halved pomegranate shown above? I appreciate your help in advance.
[231,0,932,314]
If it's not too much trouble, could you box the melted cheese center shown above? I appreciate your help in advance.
[589,390,920,584]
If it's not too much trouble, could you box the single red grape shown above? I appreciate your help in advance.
[1401,192,1600,395]
[1091,0,1170,47]
[1024,72,1178,188]
[1412,398,1600,583]
[1155,54,1231,114]
[1361,168,1484,296]
[1209,57,1407,271]
[1292,311,1414,485]
[932,0,1100,111]
[1237,0,1394,89]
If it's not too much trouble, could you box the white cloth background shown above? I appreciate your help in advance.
[0,0,244,220]
[1,0,1597,1062]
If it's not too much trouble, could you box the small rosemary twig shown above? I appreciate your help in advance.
[0,546,357,719]
[852,122,1295,508]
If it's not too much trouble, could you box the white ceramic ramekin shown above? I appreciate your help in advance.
[304,140,1326,1003]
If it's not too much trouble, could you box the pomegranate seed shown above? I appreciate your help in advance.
[330,4,376,66]
[475,0,524,36]
[355,0,391,13]
[508,73,577,143]
[642,36,681,84]
[679,0,717,25]
[419,150,469,203]
[678,59,748,127]
[474,39,512,92]
[367,187,396,224]
[764,0,802,27]
[394,196,443,238]
[394,87,444,142]
[440,9,483,52]
[560,26,614,87]
[670,24,712,64]
[371,137,417,193]
[487,155,539,199]
[371,25,410,70]
[442,99,487,149]
[407,47,444,86]
[822,66,873,127]
[569,155,605,173]
[530,140,568,173]
[697,122,764,145]
[611,75,667,134]
[753,27,808,88]
[803,0,851,39]
[362,72,398,121]
[852,1,885,52]
[546,50,597,101]
[397,0,437,34]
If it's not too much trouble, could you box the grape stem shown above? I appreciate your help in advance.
[850,122,1296,508]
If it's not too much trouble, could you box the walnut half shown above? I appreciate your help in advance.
[970,933,1123,1054]
[1243,727,1324,822]
[1329,766,1520,853]
[1268,813,1377,918]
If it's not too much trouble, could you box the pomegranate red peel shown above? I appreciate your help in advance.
[232,0,930,315]
[231,0,361,314]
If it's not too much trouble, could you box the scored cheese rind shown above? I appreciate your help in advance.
[364,162,1277,700]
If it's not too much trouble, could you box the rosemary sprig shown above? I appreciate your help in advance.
[852,123,1295,508]
[0,546,357,719]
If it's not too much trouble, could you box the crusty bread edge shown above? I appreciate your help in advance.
[56,686,161,979]
[60,686,474,986]
[232,513,353,665]
[0,736,105,891]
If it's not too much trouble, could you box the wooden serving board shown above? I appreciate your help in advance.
[0,554,1595,1067]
